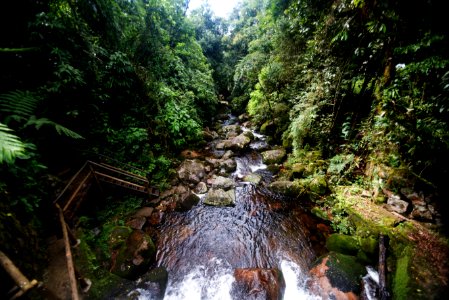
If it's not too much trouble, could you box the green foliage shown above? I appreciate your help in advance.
[328,154,355,175]
[0,123,26,164]
[0,90,84,140]
[155,86,202,149]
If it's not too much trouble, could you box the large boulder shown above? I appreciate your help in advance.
[325,234,359,256]
[261,149,286,165]
[268,180,305,198]
[228,133,252,150]
[110,230,156,280]
[204,188,236,206]
[231,268,285,300]
[134,267,168,300]
[222,124,242,137]
[242,173,262,185]
[207,175,234,190]
[177,193,200,211]
[384,194,409,214]
[177,160,206,185]
[309,175,328,195]
[309,252,365,299]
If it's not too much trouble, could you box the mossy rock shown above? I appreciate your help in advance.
[393,246,412,299]
[109,226,133,250]
[291,163,306,179]
[261,149,287,165]
[311,206,330,221]
[135,267,169,299]
[242,173,262,185]
[326,234,359,256]
[269,180,305,198]
[260,120,276,135]
[359,236,378,257]
[111,231,156,280]
[309,175,328,195]
[312,252,366,294]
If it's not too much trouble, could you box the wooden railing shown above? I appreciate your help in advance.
[49,160,159,299]
[54,160,159,220]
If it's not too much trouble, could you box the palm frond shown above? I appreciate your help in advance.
[0,122,26,164]
[26,117,84,139]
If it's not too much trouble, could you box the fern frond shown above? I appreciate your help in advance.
[0,122,26,164]
[0,90,39,119]
[26,117,84,139]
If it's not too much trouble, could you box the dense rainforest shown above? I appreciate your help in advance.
[1,0,448,299]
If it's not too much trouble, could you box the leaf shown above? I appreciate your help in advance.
[0,122,26,164]
[25,117,84,139]
[0,90,39,120]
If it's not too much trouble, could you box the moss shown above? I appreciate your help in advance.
[311,206,330,221]
[75,235,125,299]
[309,175,328,195]
[319,252,366,294]
[326,234,359,255]
[393,247,412,300]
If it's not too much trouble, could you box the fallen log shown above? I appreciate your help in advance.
[0,250,39,299]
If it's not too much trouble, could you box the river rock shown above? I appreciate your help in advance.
[177,159,206,185]
[180,149,203,159]
[177,193,200,211]
[227,133,252,150]
[222,124,242,137]
[242,130,254,140]
[410,205,433,221]
[384,194,409,214]
[135,267,169,299]
[219,158,237,173]
[204,188,236,206]
[222,150,235,160]
[242,173,262,185]
[110,230,156,279]
[269,180,304,197]
[126,216,147,230]
[231,268,285,300]
[203,129,219,141]
[109,226,133,250]
[309,252,365,299]
[132,207,154,218]
[207,175,234,190]
[194,181,208,194]
[261,149,286,164]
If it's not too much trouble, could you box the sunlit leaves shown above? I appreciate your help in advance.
[0,123,26,164]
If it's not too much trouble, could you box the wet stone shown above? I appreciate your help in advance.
[232,268,285,300]
[126,216,147,230]
[194,181,208,194]
[384,194,409,214]
[203,188,236,206]
[207,175,234,190]
[132,207,154,218]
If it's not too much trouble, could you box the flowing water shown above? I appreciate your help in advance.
[130,116,321,299]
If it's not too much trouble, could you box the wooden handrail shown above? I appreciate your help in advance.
[89,161,147,182]
[62,171,92,212]
[54,161,90,204]
[56,204,80,300]
[94,171,147,191]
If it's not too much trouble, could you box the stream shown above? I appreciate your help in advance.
[123,114,322,299]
